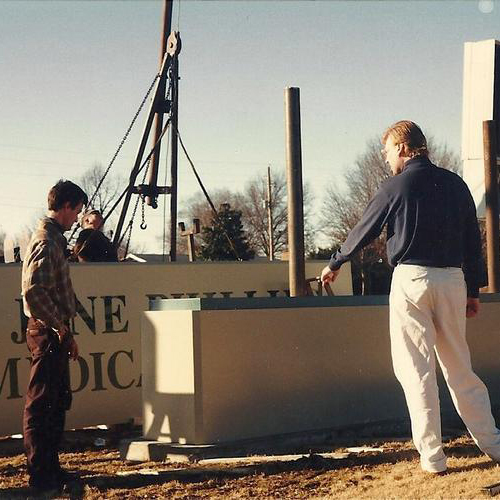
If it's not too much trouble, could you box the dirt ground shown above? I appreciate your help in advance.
[1,427,500,499]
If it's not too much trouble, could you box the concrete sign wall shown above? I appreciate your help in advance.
[462,39,500,216]
[0,260,341,436]
[142,296,500,444]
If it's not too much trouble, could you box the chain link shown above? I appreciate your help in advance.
[166,66,173,103]
[140,194,147,230]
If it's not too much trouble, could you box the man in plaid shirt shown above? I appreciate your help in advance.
[22,180,87,495]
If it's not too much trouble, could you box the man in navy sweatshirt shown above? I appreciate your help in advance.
[321,120,500,473]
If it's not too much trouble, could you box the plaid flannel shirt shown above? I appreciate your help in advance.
[22,217,76,330]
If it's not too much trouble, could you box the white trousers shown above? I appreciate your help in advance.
[389,264,500,472]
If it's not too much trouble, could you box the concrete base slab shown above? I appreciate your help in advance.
[119,438,357,464]
[119,424,407,463]
[120,440,214,462]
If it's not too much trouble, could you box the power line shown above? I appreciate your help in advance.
[0,143,91,155]
[0,153,284,168]
[0,202,44,209]
[0,157,90,168]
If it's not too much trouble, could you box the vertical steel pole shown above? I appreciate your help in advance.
[267,165,274,261]
[169,56,179,261]
[284,87,306,297]
[147,0,173,207]
[483,120,500,292]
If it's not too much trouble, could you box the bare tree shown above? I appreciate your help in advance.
[76,162,129,245]
[79,163,124,220]
[0,227,6,261]
[427,137,462,174]
[320,136,461,294]
[241,169,287,257]
[241,168,315,258]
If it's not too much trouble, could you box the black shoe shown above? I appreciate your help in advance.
[29,482,62,498]
[56,468,80,484]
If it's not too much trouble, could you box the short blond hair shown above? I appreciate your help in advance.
[80,209,103,229]
[382,120,428,158]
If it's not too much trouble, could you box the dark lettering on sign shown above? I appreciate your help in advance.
[90,352,106,391]
[136,373,142,388]
[146,293,167,301]
[11,298,28,344]
[71,356,90,393]
[102,296,128,333]
[0,358,22,399]
[70,351,137,392]
[146,294,168,309]
[73,296,97,335]
[108,350,134,390]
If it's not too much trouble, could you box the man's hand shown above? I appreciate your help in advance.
[321,265,340,285]
[56,324,69,343]
[67,337,79,360]
[466,297,479,318]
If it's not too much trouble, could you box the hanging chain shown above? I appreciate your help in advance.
[87,71,161,210]
[120,154,153,255]
[166,65,173,103]
[140,193,147,230]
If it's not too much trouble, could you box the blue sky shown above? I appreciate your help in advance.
[0,0,499,252]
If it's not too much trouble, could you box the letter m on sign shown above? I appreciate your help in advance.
[0,358,22,399]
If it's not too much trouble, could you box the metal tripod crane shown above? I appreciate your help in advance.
[113,0,181,261]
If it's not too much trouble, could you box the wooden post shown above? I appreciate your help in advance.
[284,87,306,297]
[483,120,500,292]
[147,0,173,208]
[178,219,200,262]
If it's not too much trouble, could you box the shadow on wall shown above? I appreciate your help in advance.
[144,393,197,443]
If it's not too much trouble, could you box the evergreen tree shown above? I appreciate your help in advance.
[200,204,255,261]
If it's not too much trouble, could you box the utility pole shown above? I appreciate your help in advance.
[284,87,306,297]
[266,165,274,261]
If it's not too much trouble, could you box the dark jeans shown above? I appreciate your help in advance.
[23,318,72,488]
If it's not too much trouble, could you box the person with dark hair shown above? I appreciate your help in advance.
[73,228,118,262]
[47,179,88,212]
[21,179,87,495]
[321,121,500,473]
